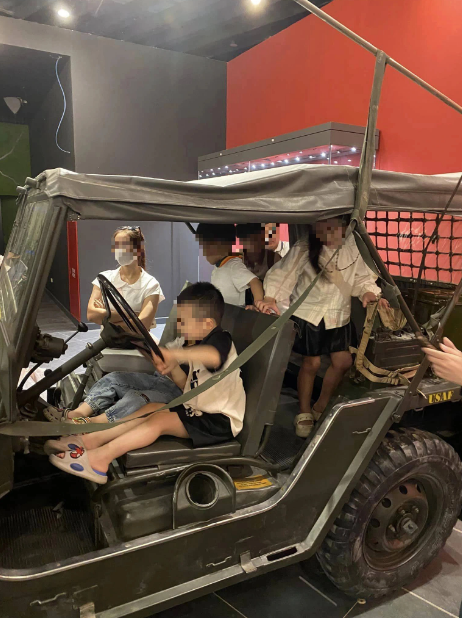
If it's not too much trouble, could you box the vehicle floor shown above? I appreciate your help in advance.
[261,386,306,467]
[0,454,98,570]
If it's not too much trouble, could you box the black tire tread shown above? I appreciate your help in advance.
[317,427,462,598]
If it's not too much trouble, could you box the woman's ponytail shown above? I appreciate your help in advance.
[137,232,146,270]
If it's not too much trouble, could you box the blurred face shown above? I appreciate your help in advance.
[314,218,344,247]
[198,238,231,265]
[177,302,215,340]
[242,232,264,254]
[265,223,279,251]
[112,231,138,265]
[112,231,134,254]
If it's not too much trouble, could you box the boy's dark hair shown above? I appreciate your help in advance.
[177,282,225,325]
[195,223,236,244]
[235,223,263,239]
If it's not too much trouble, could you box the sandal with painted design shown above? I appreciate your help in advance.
[49,439,107,484]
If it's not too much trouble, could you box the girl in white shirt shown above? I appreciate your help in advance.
[258,216,388,438]
[87,225,164,331]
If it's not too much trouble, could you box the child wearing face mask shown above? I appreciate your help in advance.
[87,226,164,332]
[257,216,388,438]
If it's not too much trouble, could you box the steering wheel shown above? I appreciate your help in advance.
[97,274,164,361]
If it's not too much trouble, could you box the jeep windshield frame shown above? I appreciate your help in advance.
[0,195,67,422]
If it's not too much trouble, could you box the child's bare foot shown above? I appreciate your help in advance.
[67,402,93,419]
[86,414,109,424]
[86,448,110,475]
[312,404,324,422]
[80,433,100,450]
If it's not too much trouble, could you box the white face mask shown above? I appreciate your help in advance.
[115,248,136,266]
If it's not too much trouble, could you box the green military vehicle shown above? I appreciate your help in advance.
[2,1,462,615]
[1,160,462,617]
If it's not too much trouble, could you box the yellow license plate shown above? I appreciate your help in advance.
[427,389,455,404]
[234,475,273,490]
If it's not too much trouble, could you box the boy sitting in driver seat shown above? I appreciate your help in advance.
[46,283,246,484]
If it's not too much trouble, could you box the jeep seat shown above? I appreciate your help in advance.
[120,305,295,470]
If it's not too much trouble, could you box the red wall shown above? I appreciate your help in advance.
[227,0,462,175]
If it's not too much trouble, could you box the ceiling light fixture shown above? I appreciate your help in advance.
[57,8,70,18]
[295,157,300,162]
[251,0,261,5]
[3,97,26,115]
[321,152,326,158]
[351,147,357,152]
[284,159,289,164]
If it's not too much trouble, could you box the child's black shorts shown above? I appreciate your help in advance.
[171,405,234,447]
[292,317,354,357]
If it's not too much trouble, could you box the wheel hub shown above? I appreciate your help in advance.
[366,480,429,555]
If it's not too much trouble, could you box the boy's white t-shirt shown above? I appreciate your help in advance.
[211,257,256,306]
[180,327,246,437]
[92,267,165,313]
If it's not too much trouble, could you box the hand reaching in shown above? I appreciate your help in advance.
[424,337,462,385]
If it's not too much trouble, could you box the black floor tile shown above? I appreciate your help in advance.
[405,526,462,617]
[300,557,359,607]
[219,563,354,618]
[347,590,452,617]
[153,593,244,618]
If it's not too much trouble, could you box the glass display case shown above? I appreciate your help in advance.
[198,122,379,179]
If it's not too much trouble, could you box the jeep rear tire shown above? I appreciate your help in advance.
[317,428,462,598]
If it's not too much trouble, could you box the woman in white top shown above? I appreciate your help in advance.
[43,225,175,425]
[87,226,164,330]
[257,216,388,438]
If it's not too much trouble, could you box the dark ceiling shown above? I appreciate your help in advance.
[0,0,333,61]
